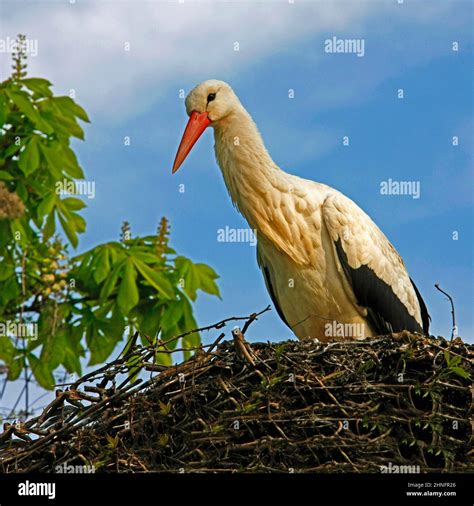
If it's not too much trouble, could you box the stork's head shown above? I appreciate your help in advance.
[172,80,240,173]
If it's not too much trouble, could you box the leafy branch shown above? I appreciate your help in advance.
[0,35,221,394]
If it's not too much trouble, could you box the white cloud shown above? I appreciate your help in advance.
[1,0,467,127]
[2,0,386,121]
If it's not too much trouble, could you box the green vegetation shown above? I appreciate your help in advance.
[0,35,220,390]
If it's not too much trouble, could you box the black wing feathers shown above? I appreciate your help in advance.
[410,278,430,334]
[262,265,291,329]
[334,239,427,335]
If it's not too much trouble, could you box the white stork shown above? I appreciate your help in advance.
[171,80,430,341]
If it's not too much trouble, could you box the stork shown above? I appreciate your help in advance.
[171,80,430,341]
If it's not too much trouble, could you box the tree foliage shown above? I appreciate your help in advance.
[0,35,220,390]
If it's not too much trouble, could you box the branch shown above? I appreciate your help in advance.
[434,283,457,341]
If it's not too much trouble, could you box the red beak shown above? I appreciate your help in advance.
[172,111,211,173]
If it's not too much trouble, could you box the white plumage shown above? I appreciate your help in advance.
[172,80,429,341]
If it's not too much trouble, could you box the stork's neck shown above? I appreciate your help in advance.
[213,107,284,230]
[213,106,314,266]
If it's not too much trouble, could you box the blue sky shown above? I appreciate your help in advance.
[1,0,473,360]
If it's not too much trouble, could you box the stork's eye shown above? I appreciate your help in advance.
[207,93,216,103]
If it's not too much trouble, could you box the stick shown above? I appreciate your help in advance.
[434,283,457,341]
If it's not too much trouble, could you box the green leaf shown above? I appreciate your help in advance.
[0,93,7,126]
[105,304,125,340]
[7,357,22,381]
[94,300,114,319]
[40,331,66,370]
[93,247,111,284]
[0,335,15,363]
[444,350,451,367]
[55,114,84,141]
[26,178,49,197]
[124,352,143,383]
[37,192,56,219]
[117,259,139,314]
[15,181,28,202]
[133,257,174,299]
[181,298,200,359]
[18,137,40,176]
[9,218,29,245]
[62,197,86,211]
[108,245,123,265]
[39,143,64,179]
[0,170,14,181]
[175,257,220,301]
[160,300,184,331]
[0,261,14,281]
[43,208,56,240]
[130,251,161,264]
[70,211,86,234]
[182,334,200,360]
[0,274,20,305]
[449,355,461,367]
[155,347,173,366]
[6,90,37,120]
[137,306,162,337]
[53,96,90,123]
[86,323,118,366]
[6,90,53,134]
[21,78,53,97]
[28,352,55,390]
[100,259,125,300]
[63,345,82,376]
[175,258,194,299]
[58,209,78,248]
[158,400,172,415]
[450,366,470,379]
[194,263,221,298]
[4,143,21,158]
[61,325,84,375]
[61,145,85,178]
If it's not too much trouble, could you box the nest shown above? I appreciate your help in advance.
[0,311,472,473]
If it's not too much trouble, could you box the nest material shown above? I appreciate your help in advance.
[0,325,472,473]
